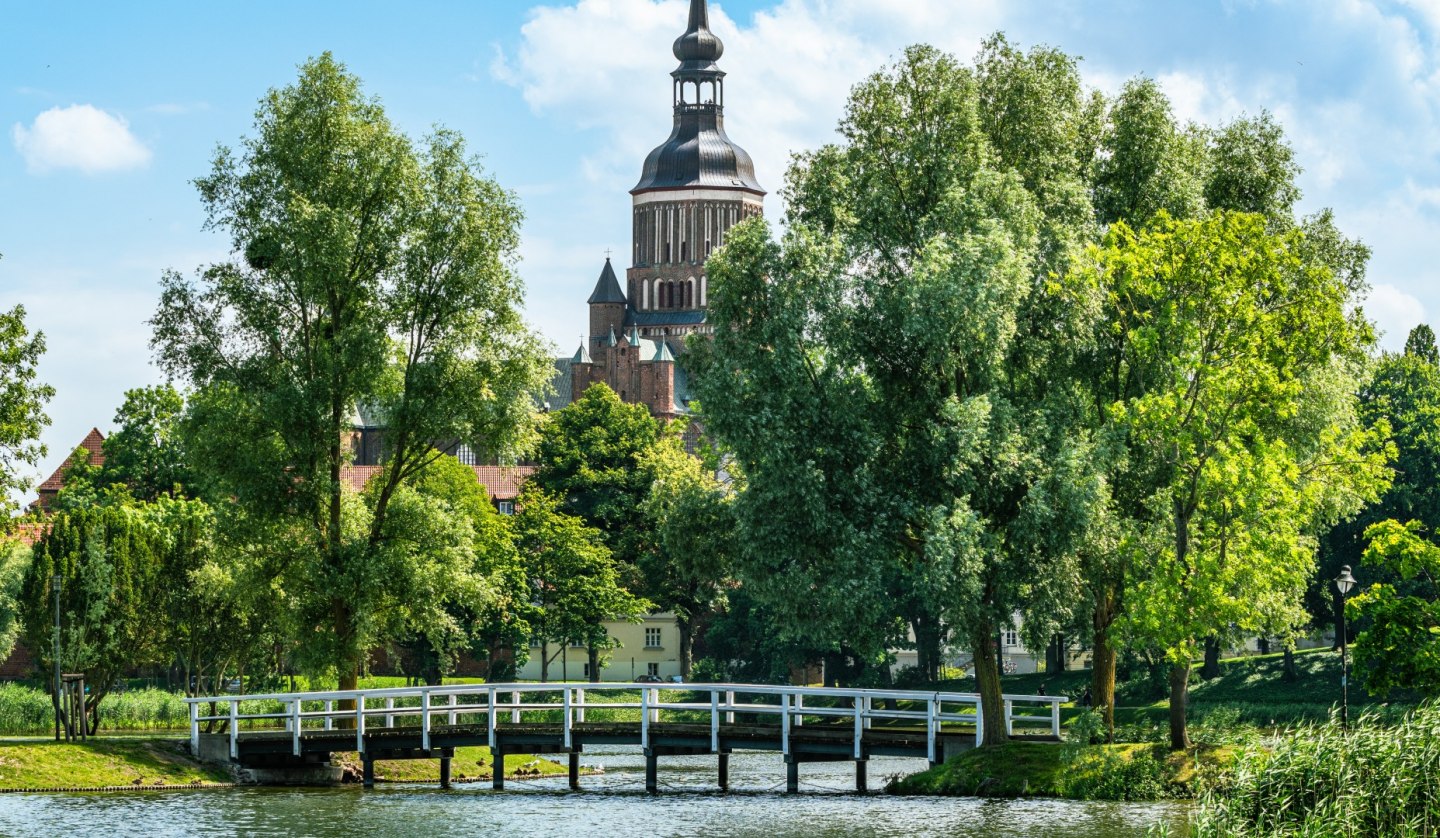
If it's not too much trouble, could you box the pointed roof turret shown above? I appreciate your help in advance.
[572,342,592,364]
[654,340,676,363]
[587,258,626,305]
[606,326,618,347]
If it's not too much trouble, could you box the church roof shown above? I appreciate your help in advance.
[624,309,708,328]
[549,358,574,410]
[632,0,764,195]
[587,258,627,305]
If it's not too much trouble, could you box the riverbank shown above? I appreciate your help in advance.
[0,738,569,792]
[887,741,1235,801]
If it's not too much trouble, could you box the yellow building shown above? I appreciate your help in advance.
[513,613,684,682]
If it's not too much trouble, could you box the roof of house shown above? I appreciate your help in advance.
[37,428,105,494]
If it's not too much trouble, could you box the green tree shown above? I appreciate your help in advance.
[638,432,734,678]
[150,54,551,692]
[0,287,54,522]
[509,486,648,681]
[695,44,1103,742]
[1405,323,1439,368]
[1094,78,1208,228]
[532,383,664,584]
[1350,519,1440,697]
[0,539,29,662]
[100,385,193,501]
[21,501,170,733]
[1068,212,1389,749]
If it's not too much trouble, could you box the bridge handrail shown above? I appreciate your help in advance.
[186,681,1068,765]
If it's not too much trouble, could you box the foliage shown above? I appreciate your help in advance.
[0,540,29,661]
[150,53,551,688]
[637,430,734,677]
[531,382,664,582]
[508,486,648,681]
[100,385,194,500]
[1351,519,1440,697]
[1066,211,1389,748]
[0,289,54,521]
[1189,703,1440,837]
[693,42,1104,743]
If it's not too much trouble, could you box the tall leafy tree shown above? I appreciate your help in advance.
[150,54,551,692]
[531,383,664,585]
[0,540,28,662]
[509,486,647,681]
[1067,211,1389,749]
[99,385,194,501]
[638,432,734,678]
[695,44,1103,742]
[0,281,54,522]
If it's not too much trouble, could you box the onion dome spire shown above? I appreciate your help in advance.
[674,0,723,65]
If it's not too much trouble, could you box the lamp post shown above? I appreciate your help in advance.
[1335,565,1357,730]
[51,573,61,742]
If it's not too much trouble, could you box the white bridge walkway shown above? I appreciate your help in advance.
[186,682,1066,793]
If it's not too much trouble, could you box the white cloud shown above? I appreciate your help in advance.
[1365,283,1428,349]
[495,0,1003,201]
[12,104,152,174]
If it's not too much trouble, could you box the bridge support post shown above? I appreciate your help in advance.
[362,756,375,790]
[855,760,867,793]
[785,757,799,794]
[717,752,730,792]
[644,749,658,793]
[439,756,452,790]
[568,751,581,790]
[492,748,505,791]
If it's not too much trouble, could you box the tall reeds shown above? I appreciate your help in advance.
[1190,702,1440,837]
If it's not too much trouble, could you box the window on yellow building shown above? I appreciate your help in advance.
[645,627,662,648]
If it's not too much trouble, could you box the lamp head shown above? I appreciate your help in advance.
[1336,565,1357,596]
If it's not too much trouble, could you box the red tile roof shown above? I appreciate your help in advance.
[33,428,106,508]
[339,463,533,501]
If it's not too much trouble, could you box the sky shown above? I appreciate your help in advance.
[3,0,1439,497]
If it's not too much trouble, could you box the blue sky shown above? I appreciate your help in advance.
[4,0,1439,496]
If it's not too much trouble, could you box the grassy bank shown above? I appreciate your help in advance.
[0,738,232,790]
[332,746,569,783]
[887,741,1235,801]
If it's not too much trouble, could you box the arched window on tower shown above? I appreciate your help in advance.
[664,242,671,263]
[681,242,688,263]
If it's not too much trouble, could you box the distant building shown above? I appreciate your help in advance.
[30,427,104,512]
[551,0,764,421]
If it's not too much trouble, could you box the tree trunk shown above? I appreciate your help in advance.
[1201,636,1221,679]
[972,627,1008,747]
[677,616,694,680]
[1168,663,1191,751]
[1091,597,1119,743]
[912,614,942,682]
[587,645,600,682]
[1282,646,1300,681]
[1046,634,1068,673]
[540,641,550,683]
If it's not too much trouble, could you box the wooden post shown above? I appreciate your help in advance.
[718,752,730,791]
[568,751,581,790]
[492,748,505,791]
[439,756,452,790]
[644,749,658,793]
[785,757,799,794]
[856,760,868,793]
[362,756,375,789]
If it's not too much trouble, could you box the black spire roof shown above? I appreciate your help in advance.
[632,0,764,195]
[587,258,626,304]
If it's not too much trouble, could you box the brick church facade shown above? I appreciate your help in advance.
[552,0,764,419]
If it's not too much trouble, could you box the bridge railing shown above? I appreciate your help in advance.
[185,683,1067,765]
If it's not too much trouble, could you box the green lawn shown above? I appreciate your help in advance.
[0,738,232,790]
[332,746,568,783]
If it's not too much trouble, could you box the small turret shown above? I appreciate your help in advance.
[588,258,626,341]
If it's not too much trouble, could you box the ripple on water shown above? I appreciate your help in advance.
[0,753,1188,838]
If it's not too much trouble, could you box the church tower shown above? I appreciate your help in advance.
[569,0,764,419]
[626,0,765,339]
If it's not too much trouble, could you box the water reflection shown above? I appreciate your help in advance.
[0,748,1187,837]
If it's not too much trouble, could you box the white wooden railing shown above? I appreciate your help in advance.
[185,682,1066,766]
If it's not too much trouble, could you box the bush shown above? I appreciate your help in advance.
[1190,702,1440,836]
[0,685,191,734]
[0,683,54,734]
[1068,708,1106,745]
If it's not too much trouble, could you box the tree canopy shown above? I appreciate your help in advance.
[0,283,54,522]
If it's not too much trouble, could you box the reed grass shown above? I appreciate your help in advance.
[1189,702,1440,837]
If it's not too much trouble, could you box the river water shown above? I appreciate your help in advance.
[0,748,1186,837]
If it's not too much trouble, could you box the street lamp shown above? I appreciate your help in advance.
[51,573,62,742]
[1335,565,1357,730]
